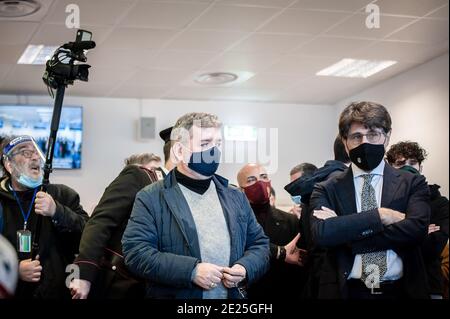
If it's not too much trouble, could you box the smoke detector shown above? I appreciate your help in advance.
[0,0,41,17]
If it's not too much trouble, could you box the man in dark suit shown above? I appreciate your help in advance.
[237,163,304,298]
[310,101,430,299]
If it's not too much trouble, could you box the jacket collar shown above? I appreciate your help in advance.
[337,161,400,215]
[161,170,234,259]
[351,159,385,179]
[381,163,401,208]
[0,178,15,200]
[335,168,357,216]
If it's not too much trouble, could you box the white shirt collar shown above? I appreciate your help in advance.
[161,166,169,175]
[352,159,385,179]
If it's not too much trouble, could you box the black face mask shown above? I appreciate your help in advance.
[349,143,385,171]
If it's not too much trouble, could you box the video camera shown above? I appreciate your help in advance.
[43,29,96,90]
[32,30,96,260]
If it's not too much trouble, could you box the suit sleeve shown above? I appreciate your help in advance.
[122,189,199,288]
[351,175,431,254]
[74,167,150,282]
[233,192,270,285]
[269,243,279,260]
[309,182,384,248]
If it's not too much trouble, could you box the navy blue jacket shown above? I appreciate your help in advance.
[122,171,270,299]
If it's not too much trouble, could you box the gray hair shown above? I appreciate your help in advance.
[171,112,222,145]
[124,153,161,166]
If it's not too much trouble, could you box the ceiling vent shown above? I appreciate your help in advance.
[0,0,41,18]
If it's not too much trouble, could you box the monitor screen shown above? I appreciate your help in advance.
[0,105,83,169]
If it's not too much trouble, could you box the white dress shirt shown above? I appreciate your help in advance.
[160,165,169,176]
[348,160,404,281]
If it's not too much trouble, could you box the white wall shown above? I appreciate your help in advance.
[337,53,449,197]
[2,53,446,212]
[0,94,336,212]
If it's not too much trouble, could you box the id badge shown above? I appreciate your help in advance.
[17,229,32,253]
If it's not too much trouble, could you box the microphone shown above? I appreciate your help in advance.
[62,41,96,51]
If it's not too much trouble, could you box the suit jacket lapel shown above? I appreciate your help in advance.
[336,168,358,216]
[161,173,201,258]
[381,164,400,208]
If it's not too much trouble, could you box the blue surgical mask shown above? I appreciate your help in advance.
[17,174,42,189]
[291,195,302,205]
[188,146,221,177]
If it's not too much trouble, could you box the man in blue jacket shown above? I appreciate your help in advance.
[122,112,270,299]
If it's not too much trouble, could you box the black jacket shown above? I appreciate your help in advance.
[284,160,349,299]
[309,163,430,299]
[74,165,160,298]
[248,203,301,299]
[284,160,348,251]
[422,184,449,295]
[285,160,348,205]
[0,177,88,299]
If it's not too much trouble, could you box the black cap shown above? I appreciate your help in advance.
[159,127,173,144]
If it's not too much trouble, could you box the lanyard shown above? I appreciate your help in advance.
[11,187,38,230]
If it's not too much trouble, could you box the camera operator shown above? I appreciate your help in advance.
[0,136,88,299]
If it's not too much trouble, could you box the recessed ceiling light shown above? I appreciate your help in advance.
[0,0,41,17]
[0,0,41,18]
[195,72,238,85]
[17,45,58,65]
[191,71,254,87]
[316,58,397,78]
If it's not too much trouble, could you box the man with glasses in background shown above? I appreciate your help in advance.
[310,102,430,299]
[0,135,88,299]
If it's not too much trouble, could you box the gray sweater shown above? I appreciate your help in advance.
[179,182,231,299]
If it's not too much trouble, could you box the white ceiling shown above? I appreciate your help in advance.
[0,0,448,104]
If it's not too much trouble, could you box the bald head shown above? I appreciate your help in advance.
[237,163,269,188]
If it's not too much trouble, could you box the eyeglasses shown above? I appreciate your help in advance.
[347,131,386,147]
[10,149,40,159]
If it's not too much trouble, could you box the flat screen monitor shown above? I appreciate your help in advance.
[0,105,83,169]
